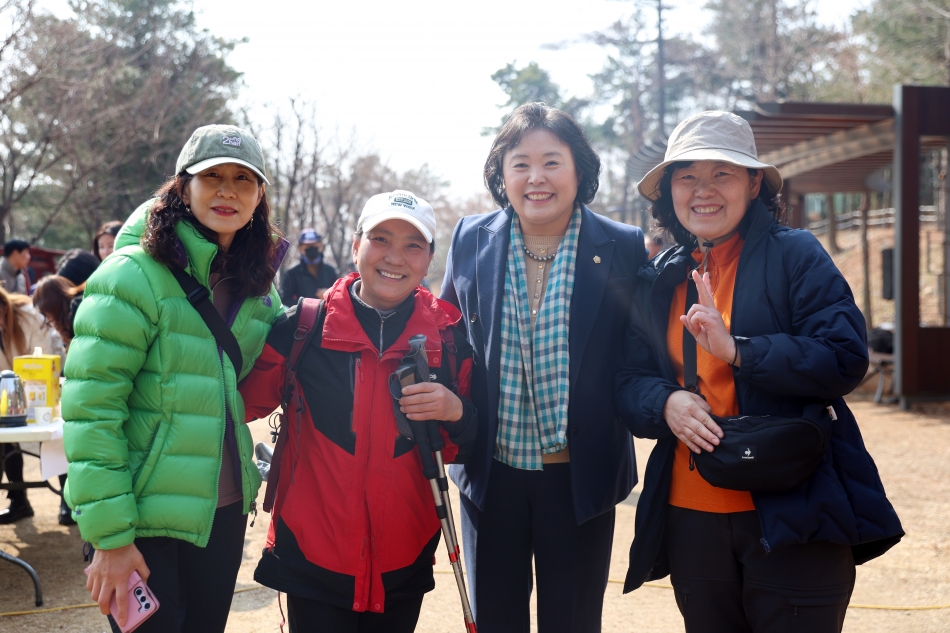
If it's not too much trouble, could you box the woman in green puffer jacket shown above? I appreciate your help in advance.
[63,125,286,633]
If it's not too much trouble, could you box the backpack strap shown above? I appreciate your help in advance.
[682,268,700,394]
[263,298,324,513]
[440,327,458,390]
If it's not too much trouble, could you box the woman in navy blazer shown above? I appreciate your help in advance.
[441,102,645,632]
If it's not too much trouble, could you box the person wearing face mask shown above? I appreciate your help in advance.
[280,229,339,306]
[616,111,903,632]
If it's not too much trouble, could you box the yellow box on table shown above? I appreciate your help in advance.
[13,347,61,424]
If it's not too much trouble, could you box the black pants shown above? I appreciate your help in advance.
[103,501,248,633]
[667,506,855,633]
[2,443,25,503]
[459,460,615,633]
[285,594,424,633]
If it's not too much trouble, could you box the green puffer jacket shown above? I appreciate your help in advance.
[63,201,285,551]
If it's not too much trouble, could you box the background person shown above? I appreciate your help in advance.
[33,275,84,349]
[56,249,100,287]
[0,286,66,524]
[441,102,645,632]
[63,124,286,633]
[93,220,124,261]
[0,239,31,294]
[279,228,338,306]
[616,111,903,633]
[242,190,477,633]
[32,274,84,525]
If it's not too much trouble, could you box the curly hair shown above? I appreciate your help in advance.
[649,161,788,248]
[484,102,600,209]
[142,173,280,297]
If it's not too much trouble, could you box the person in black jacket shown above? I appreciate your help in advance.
[280,229,338,306]
[616,111,903,633]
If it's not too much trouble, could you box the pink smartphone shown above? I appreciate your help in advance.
[84,568,160,632]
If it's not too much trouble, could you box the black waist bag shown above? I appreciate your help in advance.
[682,270,834,493]
[692,403,835,492]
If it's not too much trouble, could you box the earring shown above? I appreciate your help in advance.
[246,216,254,230]
[184,205,192,214]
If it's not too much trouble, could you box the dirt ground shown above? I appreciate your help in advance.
[2,396,948,632]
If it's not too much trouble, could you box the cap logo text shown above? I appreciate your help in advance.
[391,195,416,209]
[222,136,242,147]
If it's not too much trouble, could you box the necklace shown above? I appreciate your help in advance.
[523,244,558,262]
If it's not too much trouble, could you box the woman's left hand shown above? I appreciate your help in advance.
[399,383,464,422]
[681,269,740,367]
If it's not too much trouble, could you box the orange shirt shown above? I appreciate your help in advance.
[666,232,755,513]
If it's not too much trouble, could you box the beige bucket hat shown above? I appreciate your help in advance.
[637,111,783,201]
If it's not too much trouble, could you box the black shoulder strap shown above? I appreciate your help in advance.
[263,297,324,514]
[683,268,699,394]
[440,326,458,389]
[280,298,325,410]
[169,266,243,379]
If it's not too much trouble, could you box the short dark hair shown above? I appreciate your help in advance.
[484,102,600,209]
[56,249,100,285]
[649,162,788,248]
[3,239,30,257]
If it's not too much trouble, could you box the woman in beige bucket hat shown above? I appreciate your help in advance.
[615,111,903,632]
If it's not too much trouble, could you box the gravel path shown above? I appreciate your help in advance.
[2,396,948,632]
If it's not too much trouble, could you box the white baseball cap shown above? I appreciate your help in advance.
[357,190,436,243]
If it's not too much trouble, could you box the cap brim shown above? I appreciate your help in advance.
[186,157,271,185]
[637,148,783,201]
[359,211,433,242]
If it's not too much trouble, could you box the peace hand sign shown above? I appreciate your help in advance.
[680,269,740,367]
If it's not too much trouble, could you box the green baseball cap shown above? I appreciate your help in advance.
[175,124,270,184]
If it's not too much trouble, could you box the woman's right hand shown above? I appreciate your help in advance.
[663,390,723,453]
[86,542,150,627]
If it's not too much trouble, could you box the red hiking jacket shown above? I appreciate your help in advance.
[241,274,475,613]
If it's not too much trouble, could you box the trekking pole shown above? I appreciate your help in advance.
[390,335,477,632]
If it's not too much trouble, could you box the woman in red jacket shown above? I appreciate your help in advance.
[241,190,476,633]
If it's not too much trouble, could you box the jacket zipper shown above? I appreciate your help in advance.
[378,313,395,358]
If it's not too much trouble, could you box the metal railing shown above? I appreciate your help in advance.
[808,206,938,235]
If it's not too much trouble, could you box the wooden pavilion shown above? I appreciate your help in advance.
[627,85,950,406]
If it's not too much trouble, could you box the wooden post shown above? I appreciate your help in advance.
[893,84,920,405]
[860,191,872,329]
[825,193,840,254]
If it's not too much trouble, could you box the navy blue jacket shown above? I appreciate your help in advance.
[441,206,645,524]
[616,201,904,592]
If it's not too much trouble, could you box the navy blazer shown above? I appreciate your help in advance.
[616,201,903,591]
[441,205,645,524]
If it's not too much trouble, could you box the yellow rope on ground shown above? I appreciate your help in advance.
[2,578,948,616]
[0,585,269,617]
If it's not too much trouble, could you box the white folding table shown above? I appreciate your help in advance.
[0,419,68,606]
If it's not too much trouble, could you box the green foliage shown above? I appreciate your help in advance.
[853,0,950,101]
[484,61,589,134]
[0,0,244,247]
[703,0,845,105]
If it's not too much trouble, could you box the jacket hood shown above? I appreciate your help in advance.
[115,198,290,288]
